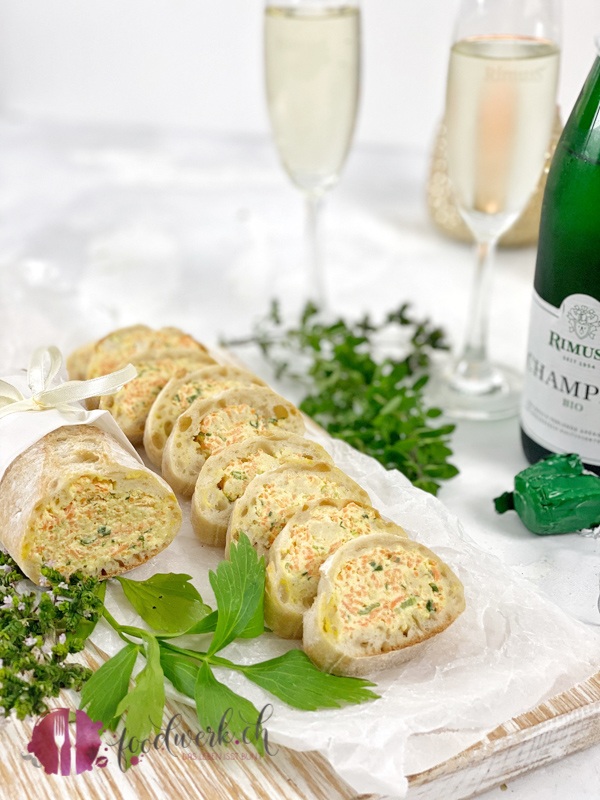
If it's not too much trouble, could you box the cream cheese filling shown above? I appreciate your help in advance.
[324,546,445,655]
[24,475,174,578]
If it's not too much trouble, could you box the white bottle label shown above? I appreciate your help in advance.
[521,291,600,466]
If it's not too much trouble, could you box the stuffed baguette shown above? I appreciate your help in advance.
[0,425,181,584]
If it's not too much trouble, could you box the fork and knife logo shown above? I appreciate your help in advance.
[52,711,76,776]
[26,708,104,776]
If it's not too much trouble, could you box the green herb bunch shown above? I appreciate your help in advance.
[0,551,105,719]
[225,301,459,495]
[81,534,378,769]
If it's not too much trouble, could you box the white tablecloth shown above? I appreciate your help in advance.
[0,120,598,799]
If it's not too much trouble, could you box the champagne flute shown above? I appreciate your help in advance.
[264,0,360,309]
[429,0,561,420]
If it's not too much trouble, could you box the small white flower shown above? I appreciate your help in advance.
[24,636,37,648]
[58,633,66,645]
[0,596,13,609]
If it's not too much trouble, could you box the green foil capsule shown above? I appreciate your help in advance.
[494,453,600,534]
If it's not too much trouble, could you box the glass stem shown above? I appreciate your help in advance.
[305,190,327,310]
[452,235,500,392]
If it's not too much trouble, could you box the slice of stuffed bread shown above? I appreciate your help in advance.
[143,365,267,468]
[303,532,465,676]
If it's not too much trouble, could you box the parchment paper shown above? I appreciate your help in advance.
[90,430,600,798]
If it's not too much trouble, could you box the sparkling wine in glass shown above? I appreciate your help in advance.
[264,0,360,308]
[429,0,561,420]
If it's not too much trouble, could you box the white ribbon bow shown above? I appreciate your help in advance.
[0,346,137,421]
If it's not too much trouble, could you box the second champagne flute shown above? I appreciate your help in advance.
[429,0,561,420]
[264,0,360,309]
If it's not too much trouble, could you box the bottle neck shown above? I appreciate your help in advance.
[564,55,600,164]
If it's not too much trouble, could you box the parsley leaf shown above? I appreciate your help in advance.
[194,661,265,756]
[208,534,265,654]
[159,648,200,698]
[156,609,219,639]
[237,649,378,710]
[115,573,212,634]
[80,642,139,731]
[156,607,263,641]
[114,632,165,768]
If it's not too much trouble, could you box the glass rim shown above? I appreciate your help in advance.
[451,0,561,47]
[265,0,359,6]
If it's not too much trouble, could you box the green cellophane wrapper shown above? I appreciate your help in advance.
[495,453,600,534]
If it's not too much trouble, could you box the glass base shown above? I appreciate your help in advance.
[425,360,523,421]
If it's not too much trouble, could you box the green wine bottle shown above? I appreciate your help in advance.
[520,48,600,474]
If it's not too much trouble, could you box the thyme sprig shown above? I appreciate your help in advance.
[0,551,105,719]
[224,300,459,495]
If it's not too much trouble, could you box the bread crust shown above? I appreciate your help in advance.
[98,351,216,445]
[161,386,305,497]
[302,533,465,676]
[191,433,333,547]
[85,324,155,381]
[265,499,409,639]
[83,325,210,408]
[143,365,267,468]
[86,325,208,379]
[0,425,182,584]
[65,340,96,381]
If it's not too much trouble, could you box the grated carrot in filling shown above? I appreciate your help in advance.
[116,362,173,418]
[329,546,445,642]
[236,475,349,551]
[218,451,279,503]
[194,405,281,457]
[166,378,248,422]
[282,502,379,578]
[30,475,167,575]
